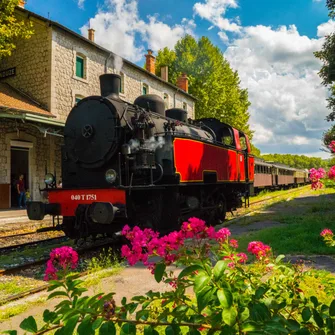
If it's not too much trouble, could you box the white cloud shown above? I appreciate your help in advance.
[80,0,196,62]
[317,19,335,37]
[218,31,229,43]
[77,0,85,9]
[193,0,241,32]
[225,23,330,155]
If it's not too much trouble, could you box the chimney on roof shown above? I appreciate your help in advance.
[18,0,26,8]
[88,28,95,42]
[177,73,188,93]
[145,49,156,75]
[161,66,168,82]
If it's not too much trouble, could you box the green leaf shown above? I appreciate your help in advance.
[213,260,227,280]
[92,318,103,330]
[48,291,69,300]
[217,289,233,308]
[144,326,154,335]
[62,315,80,335]
[241,321,259,332]
[77,316,94,335]
[296,328,311,335]
[154,263,166,283]
[222,307,237,326]
[43,309,58,324]
[330,300,335,317]
[121,323,136,334]
[302,307,312,322]
[313,309,324,328]
[196,286,215,312]
[19,316,38,333]
[165,326,175,335]
[194,274,210,294]
[188,330,201,335]
[310,296,319,308]
[286,319,300,331]
[178,265,203,280]
[1,331,17,335]
[250,303,271,322]
[275,255,285,263]
[255,287,267,299]
[99,321,116,335]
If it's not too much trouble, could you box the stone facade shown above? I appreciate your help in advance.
[0,14,52,111]
[0,119,62,203]
[51,28,195,122]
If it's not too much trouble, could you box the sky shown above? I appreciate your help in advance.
[25,0,335,158]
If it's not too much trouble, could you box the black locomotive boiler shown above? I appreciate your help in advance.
[27,74,255,239]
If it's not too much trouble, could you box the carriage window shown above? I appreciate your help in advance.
[239,134,247,151]
[222,135,233,146]
[220,126,234,147]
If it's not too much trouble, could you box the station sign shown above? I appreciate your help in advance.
[0,67,16,80]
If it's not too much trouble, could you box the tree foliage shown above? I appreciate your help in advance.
[261,153,330,169]
[155,35,252,139]
[0,0,33,58]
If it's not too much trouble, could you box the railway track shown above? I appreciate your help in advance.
[0,236,68,253]
[0,226,59,240]
[0,238,119,277]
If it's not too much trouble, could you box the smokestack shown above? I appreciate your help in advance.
[177,73,188,93]
[88,28,95,42]
[18,0,26,7]
[145,49,156,74]
[100,74,121,100]
[161,66,168,82]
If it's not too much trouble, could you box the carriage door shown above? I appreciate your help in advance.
[239,133,249,182]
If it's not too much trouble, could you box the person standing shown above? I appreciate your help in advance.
[16,174,26,209]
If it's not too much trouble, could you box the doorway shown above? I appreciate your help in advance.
[10,147,29,208]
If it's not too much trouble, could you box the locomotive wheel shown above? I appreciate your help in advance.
[214,194,226,224]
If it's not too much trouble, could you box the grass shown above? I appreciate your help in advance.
[235,188,335,255]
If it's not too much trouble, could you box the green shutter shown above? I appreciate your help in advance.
[76,56,84,78]
[142,86,147,95]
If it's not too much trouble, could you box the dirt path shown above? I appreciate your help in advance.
[0,265,178,333]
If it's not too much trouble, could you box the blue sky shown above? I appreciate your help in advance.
[25,0,334,157]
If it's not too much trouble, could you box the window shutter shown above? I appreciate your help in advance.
[76,56,84,78]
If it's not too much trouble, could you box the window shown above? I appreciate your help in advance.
[76,55,85,78]
[142,84,148,95]
[239,136,247,151]
[120,72,125,94]
[163,93,169,109]
[74,95,84,105]
[183,102,187,110]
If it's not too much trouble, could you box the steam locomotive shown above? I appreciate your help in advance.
[27,74,255,239]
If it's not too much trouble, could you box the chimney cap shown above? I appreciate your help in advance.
[88,28,95,32]
[147,49,154,56]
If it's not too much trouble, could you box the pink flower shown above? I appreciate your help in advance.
[229,239,238,249]
[237,253,248,264]
[215,228,231,242]
[320,229,333,237]
[329,166,335,180]
[44,246,78,281]
[329,141,335,153]
[247,241,271,259]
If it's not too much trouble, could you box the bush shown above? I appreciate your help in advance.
[3,218,335,335]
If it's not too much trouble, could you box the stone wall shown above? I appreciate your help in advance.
[0,14,52,110]
[51,28,195,122]
[0,119,62,203]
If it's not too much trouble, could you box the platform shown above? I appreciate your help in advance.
[0,208,30,225]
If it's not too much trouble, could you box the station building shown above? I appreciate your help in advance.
[0,3,196,209]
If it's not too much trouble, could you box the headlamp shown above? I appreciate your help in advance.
[44,173,54,185]
[105,169,117,184]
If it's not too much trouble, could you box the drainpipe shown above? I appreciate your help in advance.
[104,53,113,73]
[173,88,180,108]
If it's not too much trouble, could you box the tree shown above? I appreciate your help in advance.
[0,0,33,58]
[155,35,253,140]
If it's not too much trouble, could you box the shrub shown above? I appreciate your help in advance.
[3,218,335,335]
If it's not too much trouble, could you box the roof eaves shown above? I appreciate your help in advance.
[17,7,198,102]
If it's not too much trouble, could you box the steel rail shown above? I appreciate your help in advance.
[0,236,68,253]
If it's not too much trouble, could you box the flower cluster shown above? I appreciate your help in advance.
[121,218,230,267]
[247,241,271,260]
[328,166,335,180]
[309,168,326,190]
[44,246,78,281]
[223,252,248,268]
[320,228,335,247]
[329,140,335,153]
